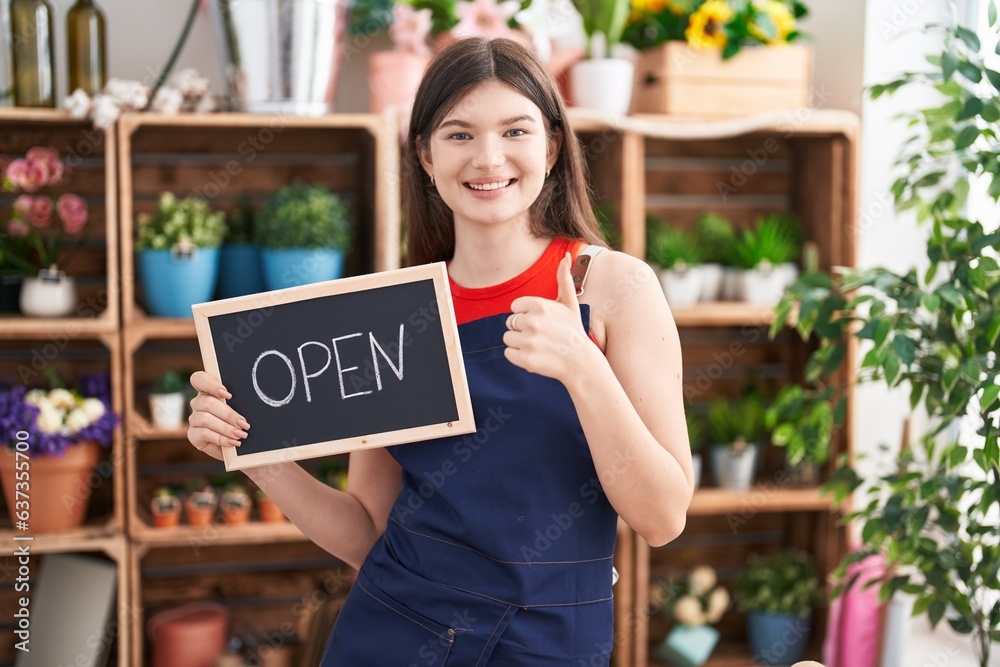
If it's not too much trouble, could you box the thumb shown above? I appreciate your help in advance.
[556,252,580,312]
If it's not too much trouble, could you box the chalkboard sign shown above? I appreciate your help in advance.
[192,263,475,471]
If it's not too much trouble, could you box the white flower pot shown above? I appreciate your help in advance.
[149,392,187,429]
[19,270,77,317]
[721,267,742,300]
[658,266,702,307]
[740,265,786,306]
[691,452,702,490]
[710,443,759,491]
[569,58,634,116]
[698,263,725,302]
[776,262,799,290]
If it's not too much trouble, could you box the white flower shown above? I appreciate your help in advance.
[92,95,122,129]
[64,88,93,119]
[105,78,149,109]
[193,93,217,113]
[689,566,717,596]
[65,408,91,435]
[706,587,730,624]
[36,403,65,434]
[673,595,706,626]
[151,86,184,114]
[169,68,210,99]
[48,388,77,410]
[81,398,106,422]
[24,389,46,406]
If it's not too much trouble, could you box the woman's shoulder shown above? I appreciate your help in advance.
[581,248,660,304]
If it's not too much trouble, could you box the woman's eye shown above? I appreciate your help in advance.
[448,132,471,140]
[507,129,526,137]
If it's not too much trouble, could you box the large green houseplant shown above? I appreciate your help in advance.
[769,13,1000,667]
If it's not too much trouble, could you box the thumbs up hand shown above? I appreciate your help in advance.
[503,253,594,384]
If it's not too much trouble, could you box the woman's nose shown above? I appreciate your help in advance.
[471,135,506,170]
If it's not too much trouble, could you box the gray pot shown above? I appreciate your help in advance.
[710,442,759,491]
[208,0,349,115]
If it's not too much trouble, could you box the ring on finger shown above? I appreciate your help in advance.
[507,312,523,332]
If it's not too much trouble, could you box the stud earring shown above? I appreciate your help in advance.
[545,168,550,178]
[430,175,435,186]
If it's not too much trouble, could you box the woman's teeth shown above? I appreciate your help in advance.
[466,179,513,191]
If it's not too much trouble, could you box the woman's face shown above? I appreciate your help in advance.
[419,80,558,234]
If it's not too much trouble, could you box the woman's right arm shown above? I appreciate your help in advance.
[187,371,403,569]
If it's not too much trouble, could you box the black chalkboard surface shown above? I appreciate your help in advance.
[192,263,475,471]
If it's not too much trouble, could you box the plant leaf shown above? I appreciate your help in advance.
[955,125,979,149]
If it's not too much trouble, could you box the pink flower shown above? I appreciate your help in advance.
[28,197,53,228]
[13,194,34,220]
[391,4,433,55]
[6,219,30,238]
[57,194,88,234]
[4,158,46,192]
[26,147,65,186]
[452,0,521,39]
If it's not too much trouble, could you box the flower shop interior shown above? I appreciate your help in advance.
[1,0,998,666]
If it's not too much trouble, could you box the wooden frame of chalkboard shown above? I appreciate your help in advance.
[192,263,475,471]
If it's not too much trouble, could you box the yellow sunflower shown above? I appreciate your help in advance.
[631,0,668,14]
[685,1,734,50]
[751,1,796,44]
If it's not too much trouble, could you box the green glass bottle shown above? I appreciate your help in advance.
[9,0,56,108]
[67,0,106,96]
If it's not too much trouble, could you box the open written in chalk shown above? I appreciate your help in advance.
[192,263,476,471]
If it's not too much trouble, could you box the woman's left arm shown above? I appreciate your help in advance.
[505,252,693,547]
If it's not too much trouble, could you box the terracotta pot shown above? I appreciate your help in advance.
[151,495,182,528]
[148,601,230,667]
[368,50,431,114]
[257,496,286,523]
[220,497,251,525]
[0,440,100,532]
[186,491,218,527]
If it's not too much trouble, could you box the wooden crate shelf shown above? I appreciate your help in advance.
[0,108,120,330]
[687,486,835,516]
[131,520,309,548]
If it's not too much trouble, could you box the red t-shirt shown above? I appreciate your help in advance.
[449,237,584,325]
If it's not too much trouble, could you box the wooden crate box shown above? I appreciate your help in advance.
[631,43,812,118]
[117,112,400,331]
[0,109,119,334]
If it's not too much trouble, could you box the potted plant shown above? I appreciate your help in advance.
[219,481,252,525]
[705,387,767,491]
[151,486,182,528]
[732,213,800,306]
[624,0,811,118]
[255,488,286,523]
[216,198,265,299]
[693,211,735,302]
[365,3,434,114]
[685,408,705,490]
[772,15,1000,666]
[255,182,353,291]
[148,370,187,430]
[647,220,704,307]
[135,192,226,317]
[733,550,819,665]
[651,565,729,666]
[569,0,633,114]
[184,479,218,527]
[0,372,119,532]
[764,380,834,485]
[2,146,91,317]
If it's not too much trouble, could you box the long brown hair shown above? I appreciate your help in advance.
[403,37,606,266]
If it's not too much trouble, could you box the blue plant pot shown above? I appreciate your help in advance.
[217,243,265,299]
[747,611,812,665]
[261,248,345,290]
[137,247,220,318]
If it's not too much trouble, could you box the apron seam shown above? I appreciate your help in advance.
[474,604,514,667]
[356,576,457,642]
[438,579,614,609]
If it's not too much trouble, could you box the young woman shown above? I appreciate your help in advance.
[187,37,693,666]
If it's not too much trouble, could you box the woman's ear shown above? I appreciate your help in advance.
[417,136,433,179]
[546,127,564,173]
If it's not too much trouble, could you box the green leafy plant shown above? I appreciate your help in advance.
[686,408,706,453]
[622,0,809,59]
[733,550,820,617]
[769,14,1000,667]
[647,222,703,269]
[224,198,256,245]
[694,211,736,265]
[254,182,353,250]
[731,213,801,269]
[572,0,631,57]
[705,388,767,446]
[135,193,226,251]
[765,383,836,466]
[150,370,186,395]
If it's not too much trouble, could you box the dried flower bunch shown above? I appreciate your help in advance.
[65,68,216,129]
[0,374,119,457]
[623,0,808,58]
[2,147,89,275]
[651,565,730,626]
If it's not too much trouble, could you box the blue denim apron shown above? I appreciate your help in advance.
[321,308,618,666]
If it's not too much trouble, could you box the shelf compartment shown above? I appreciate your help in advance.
[0,109,119,333]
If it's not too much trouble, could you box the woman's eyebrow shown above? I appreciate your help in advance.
[438,114,537,130]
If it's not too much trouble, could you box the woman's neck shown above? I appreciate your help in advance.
[448,224,551,288]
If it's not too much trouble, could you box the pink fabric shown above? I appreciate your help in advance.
[823,551,885,667]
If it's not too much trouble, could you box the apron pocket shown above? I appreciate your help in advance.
[340,569,458,667]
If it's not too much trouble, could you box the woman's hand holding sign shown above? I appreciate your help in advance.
[187,370,250,461]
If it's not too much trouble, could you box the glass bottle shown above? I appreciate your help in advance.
[67,0,106,96]
[9,0,55,108]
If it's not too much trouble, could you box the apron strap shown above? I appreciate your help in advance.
[571,244,605,296]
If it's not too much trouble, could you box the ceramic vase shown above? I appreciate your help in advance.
[19,268,77,317]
